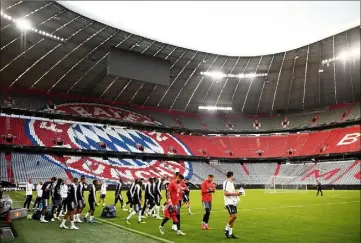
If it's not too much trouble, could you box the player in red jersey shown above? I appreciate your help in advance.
[201,174,216,230]
[159,173,186,236]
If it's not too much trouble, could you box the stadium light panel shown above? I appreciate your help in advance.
[15,19,32,31]
[201,71,267,79]
[199,106,232,111]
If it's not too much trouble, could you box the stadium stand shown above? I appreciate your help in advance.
[1,154,359,186]
[1,93,360,131]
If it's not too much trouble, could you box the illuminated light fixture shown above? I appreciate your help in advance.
[199,105,232,111]
[322,47,360,65]
[0,12,65,42]
[15,18,32,31]
[201,71,267,79]
[318,69,324,73]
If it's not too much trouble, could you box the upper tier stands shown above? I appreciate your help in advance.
[1,92,360,132]
[1,153,359,186]
[0,116,359,158]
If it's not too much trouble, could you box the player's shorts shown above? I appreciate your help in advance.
[52,198,62,207]
[41,198,49,209]
[163,204,179,222]
[182,194,190,203]
[76,200,86,209]
[88,200,96,211]
[225,204,237,215]
[133,203,141,212]
[202,201,212,210]
[67,201,76,211]
[100,194,106,199]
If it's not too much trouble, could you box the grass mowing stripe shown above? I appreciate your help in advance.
[94,216,175,243]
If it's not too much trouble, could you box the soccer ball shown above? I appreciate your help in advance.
[27,214,32,220]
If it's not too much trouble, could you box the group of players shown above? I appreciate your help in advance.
[24,170,243,238]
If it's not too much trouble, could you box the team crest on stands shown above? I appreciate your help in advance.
[25,103,192,181]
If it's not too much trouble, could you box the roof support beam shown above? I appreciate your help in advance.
[345,31,355,102]
[66,34,133,94]
[1,9,67,51]
[332,35,337,104]
[1,2,53,31]
[201,57,229,104]
[302,45,310,110]
[215,56,240,106]
[256,55,274,114]
[241,56,263,114]
[32,24,108,90]
[49,29,120,92]
[1,15,80,74]
[287,55,298,112]
[156,51,198,107]
[271,52,287,114]
[183,55,219,111]
[230,58,251,103]
[169,54,209,110]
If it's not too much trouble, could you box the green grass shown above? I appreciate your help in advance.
[5,189,360,243]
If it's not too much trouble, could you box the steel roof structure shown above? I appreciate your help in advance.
[1,1,360,114]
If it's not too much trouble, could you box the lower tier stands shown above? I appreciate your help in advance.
[0,116,359,158]
[1,153,359,186]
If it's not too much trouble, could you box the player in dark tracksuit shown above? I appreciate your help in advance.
[114,179,126,210]
[60,177,79,229]
[75,176,87,223]
[51,179,63,221]
[141,178,156,217]
[316,180,323,196]
[40,177,56,223]
[84,179,98,223]
[182,180,193,214]
[152,177,164,219]
[125,180,145,224]
[126,180,137,213]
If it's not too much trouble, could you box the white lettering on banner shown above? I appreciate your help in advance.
[70,107,91,116]
[93,107,112,117]
[135,171,151,178]
[126,113,138,122]
[40,121,63,133]
[337,133,361,146]
[108,109,122,118]
[110,168,133,180]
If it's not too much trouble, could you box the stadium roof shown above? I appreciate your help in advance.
[1,1,360,114]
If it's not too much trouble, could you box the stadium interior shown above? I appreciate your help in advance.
[0,1,360,243]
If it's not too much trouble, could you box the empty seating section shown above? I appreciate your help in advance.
[2,94,359,131]
[0,153,68,184]
[2,153,359,185]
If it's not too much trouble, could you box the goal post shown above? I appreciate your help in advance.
[264,176,308,193]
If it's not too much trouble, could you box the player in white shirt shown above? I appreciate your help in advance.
[32,180,43,210]
[24,179,35,210]
[98,180,107,207]
[59,180,69,216]
[223,171,242,239]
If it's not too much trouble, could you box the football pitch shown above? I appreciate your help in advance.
[5,189,360,243]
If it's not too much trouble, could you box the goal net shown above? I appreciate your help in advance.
[264,176,308,193]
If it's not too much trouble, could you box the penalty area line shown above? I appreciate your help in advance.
[93,216,176,243]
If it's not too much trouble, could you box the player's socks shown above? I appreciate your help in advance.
[70,221,79,230]
[126,211,136,221]
[229,227,233,235]
[90,216,93,221]
[85,212,89,218]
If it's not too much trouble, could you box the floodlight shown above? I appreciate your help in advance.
[15,18,32,31]
[338,51,349,61]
